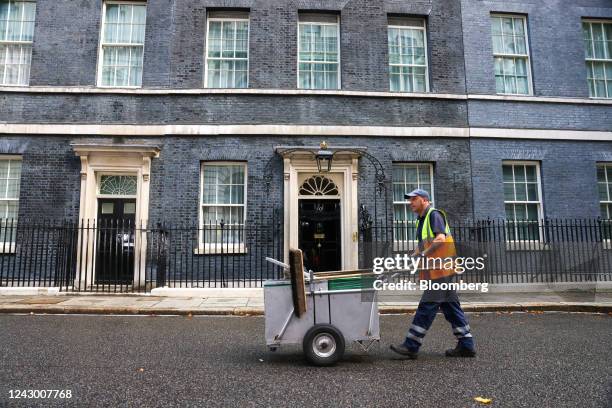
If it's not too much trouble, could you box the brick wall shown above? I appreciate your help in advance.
[0,93,469,128]
[0,135,473,223]
[27,0,468,92]
[470,138,612,220]
[460,0,612,97]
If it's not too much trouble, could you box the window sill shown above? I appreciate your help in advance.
[96,85,143,89]
[204,86,250,90]
[297,87,341,91]
[495,92,533,97]
[194,244,247,255]
[0,243,16,254]
[389,90,430,95]
[505,241,549,251]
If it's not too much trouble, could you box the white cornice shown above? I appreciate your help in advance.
[0,124,470,137]
[1,86,612,104]
[0,86,464,100]
[470,127,612,141]
[466,93,612,105]
[1,123,611,141]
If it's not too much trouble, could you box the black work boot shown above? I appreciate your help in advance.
[445,344,476,357]
[390,343,418,359]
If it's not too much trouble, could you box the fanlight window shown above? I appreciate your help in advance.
[99,175,137,196]
[299,175,339,196]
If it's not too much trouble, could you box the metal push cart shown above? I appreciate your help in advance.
[264,250,380,366]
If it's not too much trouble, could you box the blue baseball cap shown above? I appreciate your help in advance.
[404,189,430,200]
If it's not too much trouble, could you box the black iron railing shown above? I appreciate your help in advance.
[362,218,612,284]
[0,218,610,293]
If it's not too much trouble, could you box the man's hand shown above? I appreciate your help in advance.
[432,233,446,243]
[422,233,446,257]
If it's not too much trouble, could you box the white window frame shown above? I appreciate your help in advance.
[0,0,36,86]
[204,15,250,89]
[491,14,533,96]
[0,155,22,253]
[297,16,341,90]
[583,19,612,99]
[197,161,247,254]
[96,0,147,89]
[597,163,612,247]
[392,163,434,251]
[502,161,546,249]
[387,20,429,93]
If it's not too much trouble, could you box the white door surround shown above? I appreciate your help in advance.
[277,149,361,271]
[72,143,160,288]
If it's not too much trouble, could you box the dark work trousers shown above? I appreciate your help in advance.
[403,276,474,352]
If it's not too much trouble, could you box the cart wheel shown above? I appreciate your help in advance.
[303,324,345,366]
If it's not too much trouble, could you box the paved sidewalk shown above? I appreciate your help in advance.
[0,290,611,315]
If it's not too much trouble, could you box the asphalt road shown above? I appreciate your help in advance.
[0,313,610,408]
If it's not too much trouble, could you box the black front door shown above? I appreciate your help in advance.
[95,198,136,284]
[298,199,341,272]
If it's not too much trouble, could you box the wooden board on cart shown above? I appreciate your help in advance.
[287,251,380,317]
[289,248,307,317]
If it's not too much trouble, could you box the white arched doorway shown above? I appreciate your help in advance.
[276,148,360,271]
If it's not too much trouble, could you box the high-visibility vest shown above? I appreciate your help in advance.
[416,207,457,280]
[416,207,451,241]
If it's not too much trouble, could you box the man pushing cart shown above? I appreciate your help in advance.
[263,188,476,365]
[389,189,476,359]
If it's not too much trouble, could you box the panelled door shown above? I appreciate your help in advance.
[95,198,136,283]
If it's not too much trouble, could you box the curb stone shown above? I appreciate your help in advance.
[0,303,610,315]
